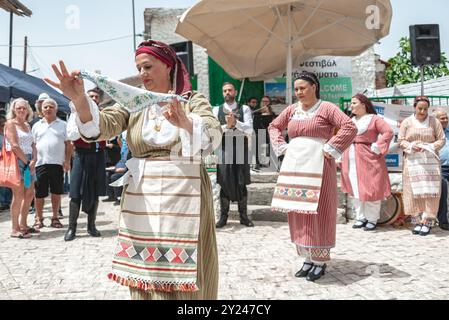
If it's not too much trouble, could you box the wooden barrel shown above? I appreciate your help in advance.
[378,193,404,225]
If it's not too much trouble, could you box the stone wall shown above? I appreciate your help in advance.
[351,46,377,96]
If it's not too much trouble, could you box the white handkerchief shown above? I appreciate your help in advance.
[79,70,187,113]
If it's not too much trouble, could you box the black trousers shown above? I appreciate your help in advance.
[437,166,449,225]
[220,186,247,216]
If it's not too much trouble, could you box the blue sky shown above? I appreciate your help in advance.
[1,0,448,81]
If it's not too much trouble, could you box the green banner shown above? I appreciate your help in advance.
[208,57,264,106]
[319,77,352,104]
[264,76,352,104]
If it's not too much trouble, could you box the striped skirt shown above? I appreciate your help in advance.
[402,158,440,219]
[287,157,337,262]
[129,166,218,299]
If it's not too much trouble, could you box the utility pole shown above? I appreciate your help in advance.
[23,36,28,73]
[420,65,425,96]
[132,0,137,51]
[9,11,13,67]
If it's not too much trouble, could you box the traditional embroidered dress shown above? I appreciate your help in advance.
[399,115,445,226]
[73,89,221,300]
[269,100,356,263]
[340,115,394,223]
[271,136,325,215]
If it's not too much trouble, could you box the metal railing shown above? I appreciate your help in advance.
[339,95,449,113]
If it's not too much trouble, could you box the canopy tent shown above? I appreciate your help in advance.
[0,63,71,114]
[0,0,31,16]
[176,0,392,104]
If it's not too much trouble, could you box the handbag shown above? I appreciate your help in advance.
[0,138,21,188]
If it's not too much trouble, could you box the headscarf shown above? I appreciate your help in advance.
[414,95,430,107]
[135,40,192,95]
[295,71,320,99]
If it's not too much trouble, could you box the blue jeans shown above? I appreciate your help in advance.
[0,187,12,206]
[437,165,449,225]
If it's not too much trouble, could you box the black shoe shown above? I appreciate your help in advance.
[87,201,101,237]
[439,223,449,231]
[216,216,228,228]
[419,226,431,236]
[412,224,423,235]
[363,222,377,231]
[64,228,76,241]
[87,228,102,237]
[295,262,314,278]
[306,264,327,282]
[352,220,367,229]
[102,197,116,202]
[113,200,121,206]
[240,217,254,227]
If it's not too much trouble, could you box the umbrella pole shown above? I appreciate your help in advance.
[286,6,293,106]
[9,12,13,68]
[238,78,246,103]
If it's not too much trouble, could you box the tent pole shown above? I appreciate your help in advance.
[23,36,28,73]
[238,78,246,103]
[132,0,137,51]
[286,6,293,105]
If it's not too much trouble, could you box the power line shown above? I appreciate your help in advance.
[0,34,141,48]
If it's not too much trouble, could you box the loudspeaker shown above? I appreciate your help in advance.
[170,41,194,76]
[409,24,441,66]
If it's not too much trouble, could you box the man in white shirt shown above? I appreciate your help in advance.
[213,82,254,228]
[32,98,72,229]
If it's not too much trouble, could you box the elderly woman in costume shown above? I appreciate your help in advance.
[45,40,221,300]
[268,71,357,282]
[398,96,445,236]
[340,94,394,231]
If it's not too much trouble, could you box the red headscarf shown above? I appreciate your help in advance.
[135,40,192,95]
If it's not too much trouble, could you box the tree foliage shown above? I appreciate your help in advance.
[385,37,449,87]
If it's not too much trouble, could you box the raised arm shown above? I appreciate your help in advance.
[44,61,92,124]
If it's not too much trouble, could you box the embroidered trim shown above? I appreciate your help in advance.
[108,273,198,292]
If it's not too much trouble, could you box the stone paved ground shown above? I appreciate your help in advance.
[1,195,449,300]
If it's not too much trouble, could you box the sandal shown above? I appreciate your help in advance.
[10,232,32,239]
[33,218,45,230]
[21,226,40,234]
[50,217,63,229]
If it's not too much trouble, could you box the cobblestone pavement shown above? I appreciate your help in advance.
[1,195,449,300]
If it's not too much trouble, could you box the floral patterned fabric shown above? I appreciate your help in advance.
[79,70,187,113]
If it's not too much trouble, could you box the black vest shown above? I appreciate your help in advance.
[216,104,251,195]
[217,103,244,125]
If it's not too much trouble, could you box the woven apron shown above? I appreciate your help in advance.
[271,136,325,214]
[407,144,441,199]
[108,158,201,292]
